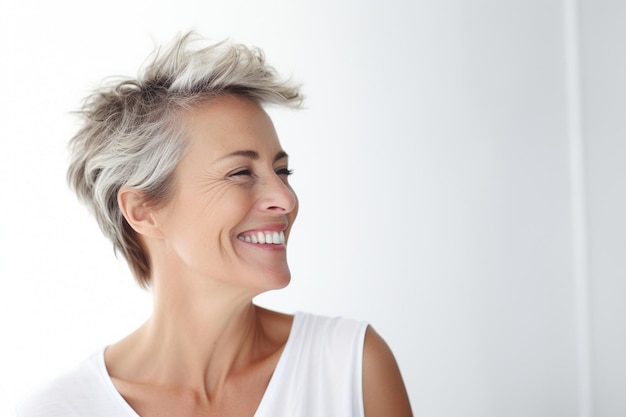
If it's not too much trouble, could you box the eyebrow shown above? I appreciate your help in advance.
[216,150,289,163]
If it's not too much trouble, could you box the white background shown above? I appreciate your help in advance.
[1,1,624,416]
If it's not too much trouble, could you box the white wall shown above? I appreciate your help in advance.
[0,1,623,416]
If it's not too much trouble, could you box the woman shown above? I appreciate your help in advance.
[18,32,412,417]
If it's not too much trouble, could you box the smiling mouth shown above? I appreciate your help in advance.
[237,230,286,245]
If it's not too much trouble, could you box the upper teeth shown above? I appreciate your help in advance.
[238,231,286,245]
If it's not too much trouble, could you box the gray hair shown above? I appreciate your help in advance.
[67,32,303,287]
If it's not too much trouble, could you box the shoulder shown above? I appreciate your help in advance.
[362,327,413,417]
[16,349,118,417]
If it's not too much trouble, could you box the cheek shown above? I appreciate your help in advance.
[180,181,243,220]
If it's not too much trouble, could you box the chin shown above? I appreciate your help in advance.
[254,268,291,293]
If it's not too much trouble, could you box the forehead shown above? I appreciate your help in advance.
[182,95,282,159]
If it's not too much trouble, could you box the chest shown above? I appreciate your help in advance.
[112,368,272,417]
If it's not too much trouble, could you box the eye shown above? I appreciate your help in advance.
[229,169,253,178]
[276,168,293,177]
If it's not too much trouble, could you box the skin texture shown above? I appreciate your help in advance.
[363,327,414,417]
[110,95,412,416]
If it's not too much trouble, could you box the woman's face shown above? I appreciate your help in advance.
[152,95,298,293]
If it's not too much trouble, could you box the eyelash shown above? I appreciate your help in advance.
[229,168,293,177]
[230,169,253,177]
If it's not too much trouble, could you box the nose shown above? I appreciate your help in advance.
[260,174,298,214]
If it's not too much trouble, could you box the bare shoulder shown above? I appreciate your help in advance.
[363,326,413,417]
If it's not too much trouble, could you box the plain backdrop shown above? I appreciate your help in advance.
[1,1,624,416]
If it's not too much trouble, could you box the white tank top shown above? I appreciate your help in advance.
[17,312,369,417]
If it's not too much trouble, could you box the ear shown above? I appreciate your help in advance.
[118,188,163,239]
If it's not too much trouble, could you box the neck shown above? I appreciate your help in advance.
[109,270,270,396]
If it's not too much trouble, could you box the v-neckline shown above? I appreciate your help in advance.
[97,312,301,417]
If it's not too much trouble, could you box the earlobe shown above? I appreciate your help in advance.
[118,188,163,238]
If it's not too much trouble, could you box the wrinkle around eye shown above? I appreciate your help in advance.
[191,172,240,201]
[195,182,234,210]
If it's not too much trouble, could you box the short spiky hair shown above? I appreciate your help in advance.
[67,32,303,287]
